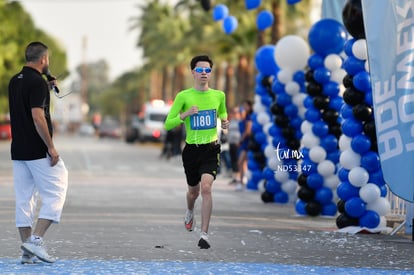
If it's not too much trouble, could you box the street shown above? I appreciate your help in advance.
[0,134,413,274]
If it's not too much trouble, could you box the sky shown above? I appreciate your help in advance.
[21,0,145,81]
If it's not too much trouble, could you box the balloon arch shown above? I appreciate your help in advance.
[210,0,390,231]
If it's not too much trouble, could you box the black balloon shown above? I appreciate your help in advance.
[336,213,360,228]
[297,174,308,186]
[322,109,339,125]
[261,191,274,203]
[342,0,365,39]
[270,103,284,115]
[337,199,346,213]
[370,140,379,153]
[275,115,290,128]
[313,95,330,110]
[298,186,315,202]
[305,201,322,216]
[306,82,323,96]
[200,0,211,11]
[343,74,354,88]
[261,76,272,88]
[352,103,373,121]
[329,123,342,139]
[287,139,301,150]
[363,120,376,138]
[305,70,315,82]
[282,127,296,139]
[343,87,365,106]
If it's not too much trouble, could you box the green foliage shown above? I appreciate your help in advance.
[0,0,67,115]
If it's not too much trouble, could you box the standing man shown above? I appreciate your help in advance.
[165,55,229,249]
[8,41,68,264]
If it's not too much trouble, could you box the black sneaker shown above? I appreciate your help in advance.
[198,238,211,249]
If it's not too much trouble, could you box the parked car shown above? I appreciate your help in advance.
[125,100,171,143]
[99,118,122,139]
[0,120,12,140]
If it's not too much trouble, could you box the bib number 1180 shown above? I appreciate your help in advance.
[190,109,216,130]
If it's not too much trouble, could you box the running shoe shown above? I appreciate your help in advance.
[20,251,40,264]
[21,239,55,263]
[184,210,195,231]
[198,233,211,249]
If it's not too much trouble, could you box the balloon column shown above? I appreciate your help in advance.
[295,18,348,217]
[336,0,390,230]
[260,35,310,204]
[248,45,279,193]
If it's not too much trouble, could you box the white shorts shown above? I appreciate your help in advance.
[13,157,68,228]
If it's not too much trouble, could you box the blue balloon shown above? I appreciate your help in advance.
[306,173,324,189]
[344,38,356,56]
[315,187,333,204]
[342,118,363,137]
[304,107,321,122]
[340,104,354,119]
[321,134,338,153]
[361,151,381,172]
[353,71,371,92]
[323,81,340,96]
[312,120,329,137]
[212,4,229,21]
[369,169,385,186]
[277,93,292,106]
[246,179,258,190]
[313,67,331,84]
[322,202,337,216]
[338,167,349,182]
[351,134,371,154]
[223,16,238,34]
[308,19,348,56]
[252,122,263,134]
[268,125,281,137]
[266,179,281,194]
[284,104,298,118]
[255,45,278,76]
[245,0,261,10]
[287,0,302,4]
[251,170,263,182]
[256,10,274,31]
[263,167,275,180]
[274,191,289,203]
[254,132,267,144]
[337,181,359,201]
[343,55,365,76]
[248,160,260,171]
[328,96,344,111]
[271,80,285,94]
[308,54,324,69]
[345,197,366,218]
[295,200,307,215]
[365,92,373,106]
[293,71,305,84]
[303,96,314,108]
[291,117,303,130]
[261,95,273,107]
[359,210,380,228]
[255,85,268,96]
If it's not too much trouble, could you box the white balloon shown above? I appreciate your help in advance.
[274,170,289,182]
[339,149,361,169]
[274,35,310,71]
[281,179,297,194]
[292,93,306,107]
[352,39,368,61]
[366,197,391,216]
[257,111,270,125]
[263,122,273,135]
[264,144,276,158]
[348,166,369,187]
[359,183,381,203]
[324,54,343,71]
[339,135,352,151]
[324,175,340,189]
[257,179,266,192]
[330,68,347,84]
[300,120,313,134]
[309,146,327,163]
[298,106,306,119]
[301,132,320,148]
[317,160,336,177]
[253,101,266,113]
[365,60,370,72]
[285,81,300,96]
[277,69,293,84]
[267,157,282,170]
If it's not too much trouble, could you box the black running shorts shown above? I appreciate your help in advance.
[182,141,221,186]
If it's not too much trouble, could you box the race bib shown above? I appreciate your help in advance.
[190,109,217,130]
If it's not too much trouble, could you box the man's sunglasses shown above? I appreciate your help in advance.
[194,67,212,73]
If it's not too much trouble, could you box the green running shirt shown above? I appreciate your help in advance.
[165,87,228,145]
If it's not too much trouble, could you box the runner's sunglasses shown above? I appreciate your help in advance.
[194,67,212,73]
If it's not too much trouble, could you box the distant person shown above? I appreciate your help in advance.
[236,100,253,191]
[165,55,229,249]
[227,107,241,185]
[8,41,69,264]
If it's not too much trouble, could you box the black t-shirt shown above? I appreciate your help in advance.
[8,66,53,160]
